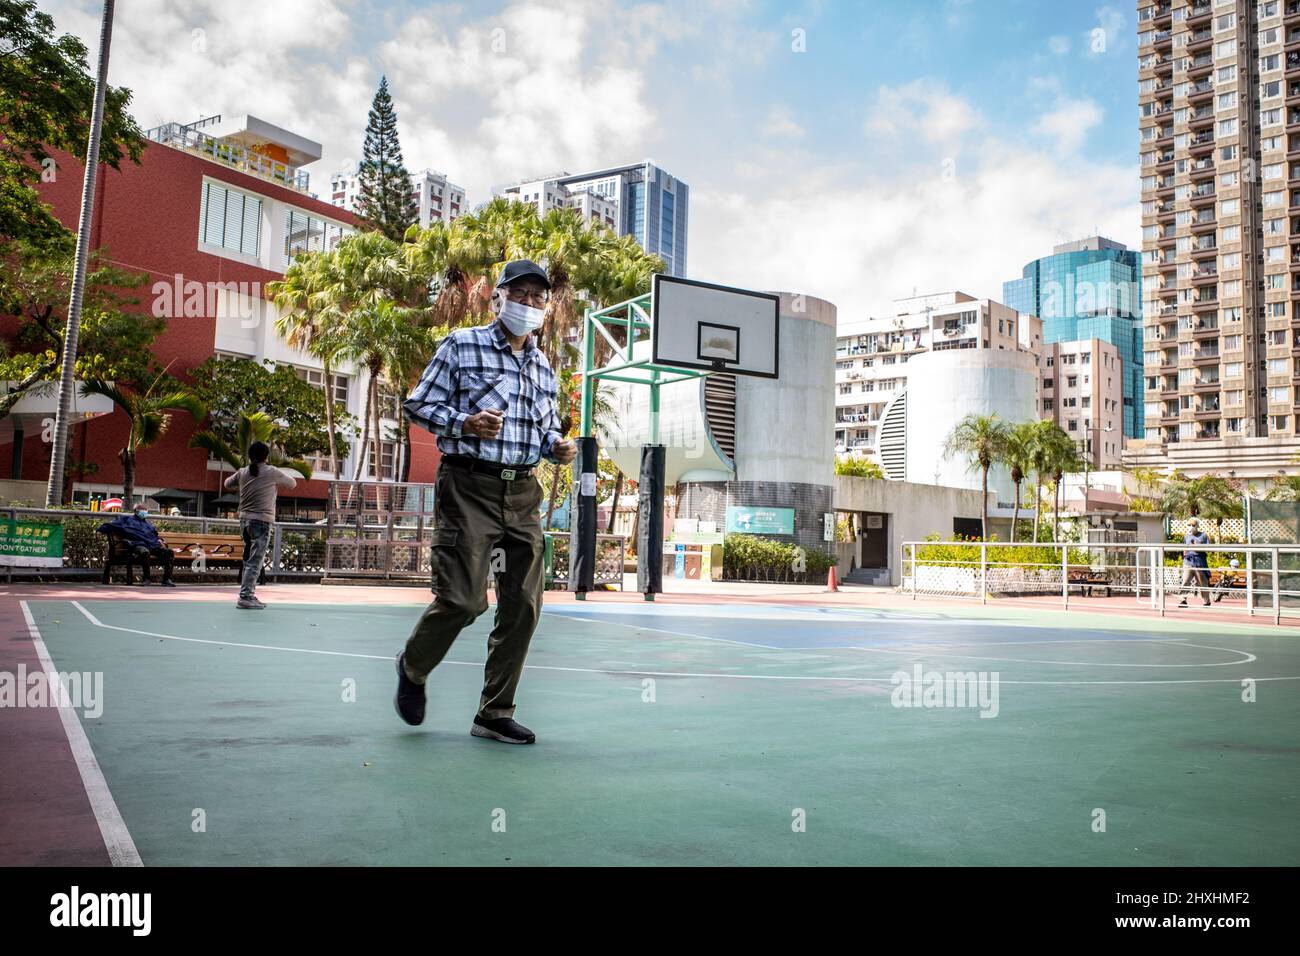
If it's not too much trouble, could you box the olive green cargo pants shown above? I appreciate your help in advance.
[403,462,546,720]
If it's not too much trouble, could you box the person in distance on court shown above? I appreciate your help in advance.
[1177,516,1212,608]
[223,441,297,610]
[397,259,577,745]
[99,503,176,587]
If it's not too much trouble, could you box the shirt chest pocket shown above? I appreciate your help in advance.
[466,374,513,413]
[515,376,550,421]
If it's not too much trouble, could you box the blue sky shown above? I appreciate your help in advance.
[44,0,1141,319]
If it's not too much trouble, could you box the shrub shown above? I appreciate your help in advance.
[835,456,884,479]
[913,534,1089,568]
[723,533,834,582]
[61,516,108,569]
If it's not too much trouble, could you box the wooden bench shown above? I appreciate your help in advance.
[1208,569,1243,589]
[101,530,265,584]
[1066,565,1110,598]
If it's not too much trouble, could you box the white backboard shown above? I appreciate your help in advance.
[651,275,779,378]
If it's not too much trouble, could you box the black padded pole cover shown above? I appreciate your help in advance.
[568,435,599,593]
[636,443,666,595]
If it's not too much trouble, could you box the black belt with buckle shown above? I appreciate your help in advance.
[441,454,535,481]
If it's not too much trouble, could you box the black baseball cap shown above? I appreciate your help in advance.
[495,259,551,290]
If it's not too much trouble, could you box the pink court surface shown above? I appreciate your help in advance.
[1,578,1297,867]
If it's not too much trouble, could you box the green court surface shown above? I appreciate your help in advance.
[24,598,1300,866]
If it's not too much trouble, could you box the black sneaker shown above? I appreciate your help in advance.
[394,652,426,726]
[471,715,535,745]
[161,580,176,588]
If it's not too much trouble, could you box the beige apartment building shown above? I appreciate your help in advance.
[835,295,1123,470]
[1039,340,1126,469]
[834,293,1024,454]
[1133,0,1300,481]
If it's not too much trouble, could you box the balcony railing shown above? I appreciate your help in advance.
[144,122,311,192]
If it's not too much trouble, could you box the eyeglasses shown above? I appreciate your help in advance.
[505,287,548,307]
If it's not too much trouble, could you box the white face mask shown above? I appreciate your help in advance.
[498,298,545,336]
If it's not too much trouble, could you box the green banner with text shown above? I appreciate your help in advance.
[0,519,64,567]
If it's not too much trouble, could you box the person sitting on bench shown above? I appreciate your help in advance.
[1211,558,1244,604]
[99,505,175,587]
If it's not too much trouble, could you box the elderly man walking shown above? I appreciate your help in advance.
[395,260,577,744]
[1177,516,1212,608]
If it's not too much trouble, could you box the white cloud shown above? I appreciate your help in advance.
[42,0,668,200]
[38,2,1140,336]
[1032,96,1105,153]
[692,91,1138,323]
[1047,34,1072,56]
[943,0,974,30]
[866,80,979,145]
[1089,5,1128,58]
[762,105,805,140]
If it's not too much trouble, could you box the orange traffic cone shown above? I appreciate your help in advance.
[827,566,838,592]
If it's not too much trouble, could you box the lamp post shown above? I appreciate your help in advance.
[45,0,116,507]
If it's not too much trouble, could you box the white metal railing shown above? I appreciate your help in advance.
[144,122,311,192]
[901,540,1300,625]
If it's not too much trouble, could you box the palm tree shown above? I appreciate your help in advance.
[80,372,205,506]
[400,203,663,520]
[268,251,346,477]
[339,298,430,481]
[316,233,431,480]
[1048,431,1084,541]
[942,413,1010,540]
[1022,420,1076,541]
[1162,471,1243,541]
[1126,465,1167,512]
[189,410,312,479]
[1265,473,1300,502]
[386,324,449,482]
[1002,421,1037,543]
[1027,419,1056,542]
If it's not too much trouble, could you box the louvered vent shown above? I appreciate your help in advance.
[703,373,737,461]
[877,389,907,480]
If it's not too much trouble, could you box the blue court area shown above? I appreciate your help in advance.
[23,597,1300,866]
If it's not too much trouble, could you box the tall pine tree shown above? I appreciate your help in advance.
[355,77,419,242]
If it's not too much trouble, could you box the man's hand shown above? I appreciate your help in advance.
[465,408,505,439]
[551,439,578,465]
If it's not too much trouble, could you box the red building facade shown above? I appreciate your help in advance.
[13,115,440,515]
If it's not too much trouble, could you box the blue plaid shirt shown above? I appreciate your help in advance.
[403,320,563,466]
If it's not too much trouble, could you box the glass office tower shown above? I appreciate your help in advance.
[1003,237,1145,439]
[560,163,689,277]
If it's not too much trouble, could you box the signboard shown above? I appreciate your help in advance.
[726,506,795,535]
[823,512,835,542]
[0,519,64,567]
[866,515,883,529]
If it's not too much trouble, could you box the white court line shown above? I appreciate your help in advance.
[62,600,1297,686]
[543,610,781,649]
[20,601,142,867]
[547,609,1251,667]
